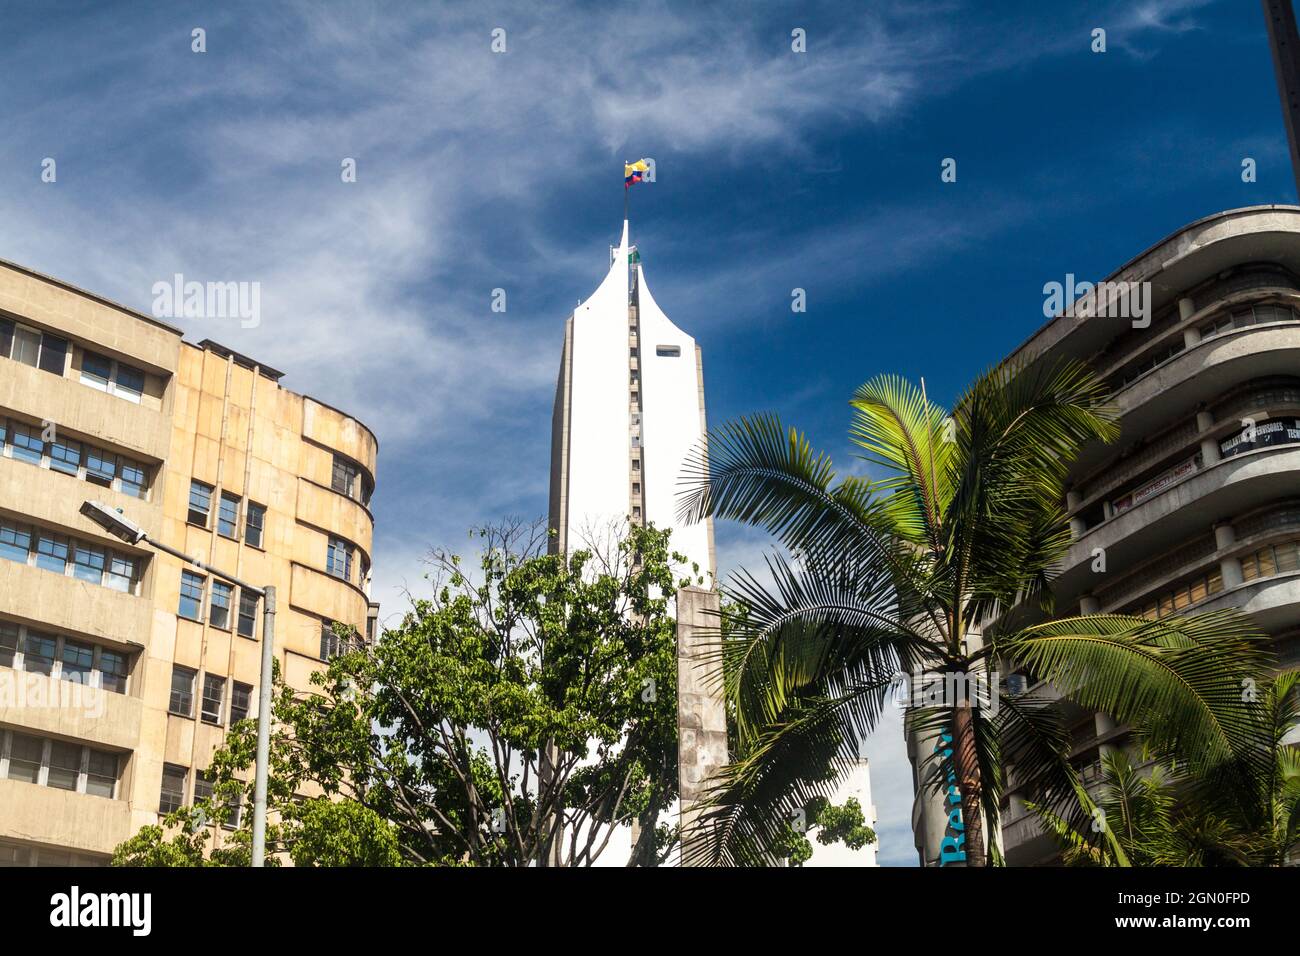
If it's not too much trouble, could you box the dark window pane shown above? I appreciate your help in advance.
[169,666,195,716]
[237,589,258,638]
[217,493,239,537]
[159,764,186,814]
[245,503,265,548]
[209,581,231,629]
[188,480,212,526]
[60,640,94,684]
[85,447,116,484]
[48,437,81,475]
[7,734,43,783]
[38,334,67,375]
[178,570,204,620]
[47,741,80,791]
[230,682,253,723]
[23,633,56,675]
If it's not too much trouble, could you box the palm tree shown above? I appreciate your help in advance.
[678,359,1274,866]
[1031,670,1300,866]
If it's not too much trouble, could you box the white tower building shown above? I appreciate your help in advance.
[548,220,714,580]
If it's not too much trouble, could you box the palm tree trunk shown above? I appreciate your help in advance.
[951,701,986,867]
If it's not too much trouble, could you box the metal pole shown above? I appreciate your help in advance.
[251,585,276,866]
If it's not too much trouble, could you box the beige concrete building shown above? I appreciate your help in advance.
[0,259,377,865]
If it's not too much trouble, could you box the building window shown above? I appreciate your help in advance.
[632,482,640,494]
[84,446,116,486]
[71,543,106,584]
[86,751,118,798]
[244,502,266,548]
[0,623,16,668]
[0,730,119,799]
[118,459,148,498]
[99,648,128,694]
[188,480,213,527]
[0,622,130,693]
[237,589,258,638]
[178,570,204,620]
[22,633,56,676]
[217,492,240,538]
[80,351,145,403]
[0,522,31,563]
[9,422,43,465]
[46,741,81,791]
[320,622,354,660]
[159,764,187,815]
[59,640,94,684]
[209,581,232,629]
[34,532,69,574]
[631,459,640,472]
[6,733,43,783]
[201,674,226,725]
[332,455,360,499]
[169,665,196,717]
[655,344,682,357]
[230,681,253,724]
[104,553,137,593]
[0,319,66,375]
[48,436,81,475]
[326,536,352,581]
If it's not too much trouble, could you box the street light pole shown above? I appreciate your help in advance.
[79,500,277,867]
[251,584,276,867]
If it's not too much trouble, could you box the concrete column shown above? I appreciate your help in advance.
[1066,490,1086,538]
[677,587,728,865]
[1095,711,1118,760]
[1215,522,1244,587]
[1197,410,1220,466]
[1079,594,1101,614]
[1180,298,1201,349]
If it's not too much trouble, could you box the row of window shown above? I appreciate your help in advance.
[0,622,129,693]
[1132,537,1300,619]
[0,517,139,593]
[331,453,370,505]
[159,764,242,826]
[178,569,259,638]
[168,664,253,727]
[0,729,119,799]
[0,317,146,402]
[187,479,265,546]
[1134,568,1224,620]
[0,416,149,498]
[0,840,106,867]
[1199,302,1300,340]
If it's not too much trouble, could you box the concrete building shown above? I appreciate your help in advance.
[802,755,879,867]
[910,205,1300,865]
[548,220,714,580]
[0,258,377,866]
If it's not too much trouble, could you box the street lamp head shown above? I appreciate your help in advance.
[79,500,146,545]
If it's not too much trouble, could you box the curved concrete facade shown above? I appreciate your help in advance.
[0,257,377,864]
[993,206,1300,865]
[904,206,1300,865]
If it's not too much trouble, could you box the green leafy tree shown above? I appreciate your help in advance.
[114,521,692,867]
[678,360,1275,866]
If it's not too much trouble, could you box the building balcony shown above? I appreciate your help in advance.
[294,476,373,555]
[1054,445,1300,605]
[0,665,141,751]
[0,356,170,461]
[0,777,131,857]
[0,558,151,650]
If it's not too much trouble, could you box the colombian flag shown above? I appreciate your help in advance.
[625,159,649,188]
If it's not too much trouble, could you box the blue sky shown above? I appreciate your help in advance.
[0,0,1290,865]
